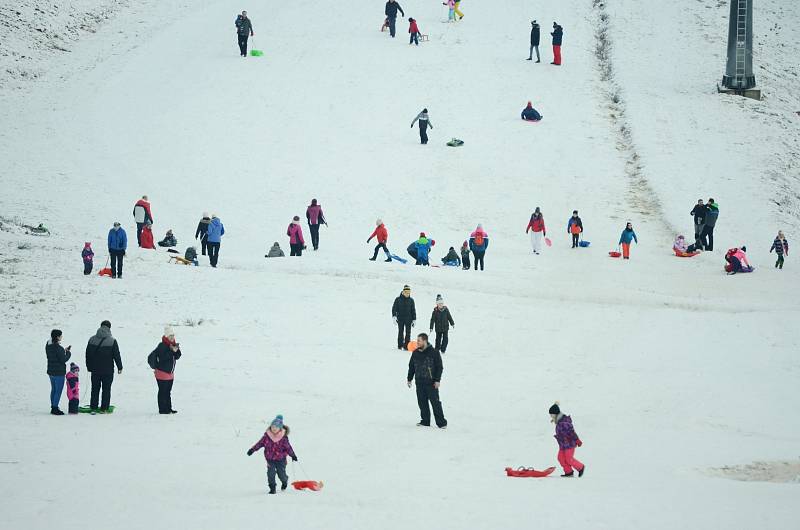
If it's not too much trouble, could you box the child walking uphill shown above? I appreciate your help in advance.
[618,222,638,259]
[770,230,789,269]
[549,402,585,477]
[408,17,421,45]
[247,415,299,494]
[81,242,94,275]
[66,363,80,414]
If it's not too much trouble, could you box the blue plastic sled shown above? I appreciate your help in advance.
[390,254,408,264]
[578,240,591,247]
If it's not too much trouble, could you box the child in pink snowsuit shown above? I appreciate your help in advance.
[247,414,299,494]
[549,402,585,477]
[66,363,80,414]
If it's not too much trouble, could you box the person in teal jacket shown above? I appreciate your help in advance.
[206,215,225,268]
[618,222,638,259]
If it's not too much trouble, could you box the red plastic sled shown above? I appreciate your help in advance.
[545,237,552,247]
[673,249,700,258]
[608,251,621,258]
[505,466,556,478]
[292,480,324,491]
[98,267,113,277]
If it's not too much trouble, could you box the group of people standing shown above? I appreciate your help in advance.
[528,20,564,65]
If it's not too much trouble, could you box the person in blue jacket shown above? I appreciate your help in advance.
[107,222,127,279]
[469,224,489,271]
[618,221,638,259]
[206,215,225,268]
[414,233,433,266]
[521,101,542,121]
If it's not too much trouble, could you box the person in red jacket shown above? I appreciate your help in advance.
[140,221,156,249]
[526,207,547,255]
[367,219,392,262]
[132,195,154,247]
[408,17,421,46]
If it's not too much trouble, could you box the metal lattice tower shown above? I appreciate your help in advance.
[721,0,756,89]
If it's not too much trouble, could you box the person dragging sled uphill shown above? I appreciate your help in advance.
[429,295,455,353]
[247,415,298,494]
[385,0,404,38]
[411,109,433,144]
[528,20,541,61]
[66,362,80,414]
[148,327,181,415]
[195,213,211,256]
[550,22,563,65]
[618,222,638,259]
[392,285,416,350]
[549,402,585,477]
[107,222,127,279]
[521,101,542,122]
[132,195,153,247]
[770,230,789,269]
[235,11,254,57]
[46,329,71,415]
[368,219,392,262]
[287,216,306,256]
[408,18,421,45]
[85,320,123,413]
[567,211,583,248]
[407,333,447,428]
[81,242,94,275]
[305,199,327,251]
[526,207,546,254]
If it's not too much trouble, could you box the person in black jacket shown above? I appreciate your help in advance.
[429,295,455,353]
[235,11,254,57]
[550,22,563,65]
[148,326,182,414]
[46,329,71,415]
[406,334,447,428]
[528,20,541,62]
[392,285,416,350]
[195,212,211,255]
[385,0,404,38]
[690,199,707,247]
[85,320,123,413]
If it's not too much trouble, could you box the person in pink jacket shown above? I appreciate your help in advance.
[287,216,306,257]
[247,415,299,494]
[66,363,80,414]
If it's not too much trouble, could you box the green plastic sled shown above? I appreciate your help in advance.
[78,405,115,414]
[250,49,263,57]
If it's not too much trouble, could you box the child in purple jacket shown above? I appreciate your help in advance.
[549,402,585,477]
[81,242,94,275]
[66,363,80,414]
[247,414,298,494]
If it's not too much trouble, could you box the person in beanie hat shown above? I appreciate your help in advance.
[206,215,225,268]
[414,232,434,266]
[528,20,541,62]
[265,242,286,258]
[549,402,585,477]
[368,219,392,262]
[526,207,547,254]
[429,295,455,353]
[440,246,461,266]
[247,414,298,494]
[469,224,489,271]
[46,329,71,415]
[66,363,80,414]
[520,101,542,122]
[195,212,212,255]
[567,210,583,248]
[769,230,789,269]
[460,240,471,270]
[81,242,94,275]
[85,320,123,413]
[411,109,433,145]
[392,285,416,350]
[287,216,306,256]
[147,326,182,414]
[550,22,563,65]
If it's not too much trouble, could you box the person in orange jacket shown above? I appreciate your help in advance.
[368,219,392,262]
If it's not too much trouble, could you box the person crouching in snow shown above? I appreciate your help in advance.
[140,221,156,250]
[521,101,542,122]
[441,246,461,266]
[618,221,638,259]
[770,231,789,269]
[265,242,285,258]
[247,415,298,494]
[414,232,434,266]
[158,229,177,247]
[287,216,306,256]
[409,17,421,45]
[81,242,94,275]
[725,246,753,274]
[549,402,585,477]
[66,363,80,414]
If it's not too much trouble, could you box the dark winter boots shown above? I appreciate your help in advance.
[269,486,276,494]
[50,407,64,416]
[560,471,574,477]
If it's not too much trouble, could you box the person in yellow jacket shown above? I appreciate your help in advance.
[454,1,464,19]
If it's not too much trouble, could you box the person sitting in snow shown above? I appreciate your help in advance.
[549,402,585,478]
[247,415,298,495]
[441,246,461,266]
[140,222,156,250]
[521,101,542,121]
[725,246,753,274]
[158,229,178,248]
[769,230,788,269]
[81,242,94,275]
[673,235,699,255]
[265,242,286,258]
[460,241,471,270]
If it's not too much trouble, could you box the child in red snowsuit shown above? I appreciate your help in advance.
[549,402,585,477]
[409,18,421,46]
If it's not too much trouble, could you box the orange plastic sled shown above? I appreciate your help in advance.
[673,249,700,258]
[505,466,556,478]
[292,480,324,491]
[98,267,113,277]
[608,251,622,258]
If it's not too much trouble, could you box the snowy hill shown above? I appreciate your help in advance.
[1,1,798,529]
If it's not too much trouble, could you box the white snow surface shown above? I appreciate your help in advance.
[0,1,799,529]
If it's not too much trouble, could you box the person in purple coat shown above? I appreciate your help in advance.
[287,216,306,256]
[305,199,328,251]
[549,402,585,477]
[247,415,299,494]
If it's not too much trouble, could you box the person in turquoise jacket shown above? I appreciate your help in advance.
[415,233,433,266]
[206,215,225,268]
[618,222,638,259]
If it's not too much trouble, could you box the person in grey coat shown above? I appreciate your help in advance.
[411,108,433,144]
[528,20,541,62]
[85,320,123,412]
[265,242,286,258]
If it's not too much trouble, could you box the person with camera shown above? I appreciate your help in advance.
[148,326,182,415]
[46,329,72,415]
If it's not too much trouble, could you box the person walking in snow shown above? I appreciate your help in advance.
[265,242,285,258]
[368,219,392,262]
[429,295,455,353]
[521,101,542,121]
[81,242,94,275]
[550,22,563,65]
[392,285,416,350]
[443,0,456,22]
[618,221,638,259]
[549,402,585,477]
[414,232,434,266]
[460,241,471,270]
[567,210,583,248]
[441,246,461,266]
[469,224,489,271]
[528,20,541,61]
[385,0,405,38]
[305,199,327,251]
[770,230,789,269]
[411,108,433,145]
[247,415,299,494]
[235,10,254,57]
[526,207,547,254]
[408,17,421,46]
[147,326,181,415]
[66,362,80,414]
[206,215,225,267]
[85,320,123,413]
[690,199,707,248]
[454,0,464,20]
[287,216,306,256]
[107,222,127,279]
[132,195,153,247]
[700,198,719,251]
[46,329,71,416]
[407,333,447,428]
[195,213,212,256]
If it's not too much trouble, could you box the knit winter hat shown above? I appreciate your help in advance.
[436,294,443,304]
[203,211,210,218]
[741,245,747,252]
[84,242,92,247]
[70,362,79,373]
[293,216,300,222]
[164,326,175,338]
[548,403,560,415]
[376,218,383,226]
[420,232,426,238]
[403,284,411,291]
[311,199,317,205]
[271,415,284,429]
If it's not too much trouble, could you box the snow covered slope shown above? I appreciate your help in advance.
[0,1,798,529]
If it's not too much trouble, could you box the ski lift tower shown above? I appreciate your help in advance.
[718,0,761,100]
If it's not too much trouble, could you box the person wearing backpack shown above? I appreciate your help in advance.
[235,11,254,57]
[429,295,455,353]
[469,224,489,271]
[148,326,182,414]
[305,199,327,251]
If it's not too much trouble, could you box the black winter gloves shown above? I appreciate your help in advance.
[291,455,298,462]
[247,449,254,456]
